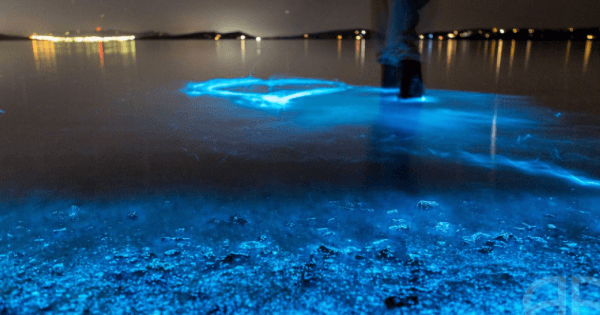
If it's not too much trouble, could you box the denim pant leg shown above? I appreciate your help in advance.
[371,0,429,66]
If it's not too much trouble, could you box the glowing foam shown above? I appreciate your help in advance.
[182,77,354,109]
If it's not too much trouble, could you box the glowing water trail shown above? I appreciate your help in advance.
[460,152,600,187]
[183,77,353,108]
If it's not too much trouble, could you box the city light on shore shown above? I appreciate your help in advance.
[30,35,135,42]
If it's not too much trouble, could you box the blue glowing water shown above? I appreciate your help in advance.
[182,77,600,190]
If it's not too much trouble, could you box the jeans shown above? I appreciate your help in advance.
[370,0,430,65]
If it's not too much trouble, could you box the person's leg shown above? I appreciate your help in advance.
[378,0,430,98]
[380,0,422,66]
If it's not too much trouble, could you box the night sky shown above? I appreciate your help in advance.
[2,0,599,36]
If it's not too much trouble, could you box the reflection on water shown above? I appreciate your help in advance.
[583,40,592,72]
[20,38,598,107]
[525,40,532,71]
[446,39,455,76]
[30,40,136,72]
[495,40,503,84]
[360,39,366,70]
[354,39,367,71]
[32,40,56,72]
[437,40,442,65]
[565,40,571,68]
[508,40,515,77]
[99,42,104,69]
[489,40,496,72]
[304,39,308,57]
[241,39,246,67]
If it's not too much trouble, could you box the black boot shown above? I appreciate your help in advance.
[398,60,424,99]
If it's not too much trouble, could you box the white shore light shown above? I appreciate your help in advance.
[30,35,135,42]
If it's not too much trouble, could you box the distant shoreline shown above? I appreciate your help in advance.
[2,27,599,41]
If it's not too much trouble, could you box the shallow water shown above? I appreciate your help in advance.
[0,39,599,314]
[0,39,599,197]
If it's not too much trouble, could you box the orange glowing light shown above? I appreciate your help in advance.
[96,27,102,32]
[337,35,342,40]
[304,34,309,38]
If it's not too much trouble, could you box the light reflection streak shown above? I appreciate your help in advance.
[437,40,442,65]
[99,42,104,69]
[241,40,246,66]
[31,40,136,72]
[304,39,308,57]
[31,40,57,72]
[427,40,432,61]
[446,40,455,76]
[355,39,360,66]
[360,39,366,70]
[565,40,571,68]
[489,40,497,71]
[427,40,433,79]
[337,39,342,60]
[483,41,489,59]
[525,40,532,71]
[508,40,515,77]
[495,40,503,84]
[583,40,592,73]
[32,41,40,71]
